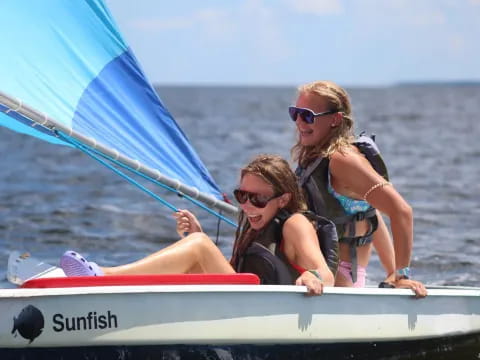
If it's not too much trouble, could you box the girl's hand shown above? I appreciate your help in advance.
[173,209,203,238]
[394,277,428,298]
[296,271,324,296]
[381,273,428,298]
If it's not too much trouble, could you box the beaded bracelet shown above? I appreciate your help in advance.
[363,181,391,201]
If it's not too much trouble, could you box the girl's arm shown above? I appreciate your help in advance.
[282,213,335,295]
[330,149,427,297]
[372,211,396,281]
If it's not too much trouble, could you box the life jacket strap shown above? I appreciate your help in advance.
[338,212,379,283]
[332,207,377,225]
[296,157,324,187]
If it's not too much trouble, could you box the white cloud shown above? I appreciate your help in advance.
[127,1,289,61]
[447,34,467,53]
[238,0,291,61]
[355,1,446,26]
[285,0,343,15]
[407,9,445,26]
[193,9,236,41]
[129,9,230,32]
[130,17,189,31]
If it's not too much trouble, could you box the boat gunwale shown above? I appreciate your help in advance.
[1,284,479,298]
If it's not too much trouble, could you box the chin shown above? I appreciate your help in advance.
[248,219,264,230]
[300,136,315,146]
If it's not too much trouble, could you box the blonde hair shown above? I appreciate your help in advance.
[230,154,307,268]
[291,80,355,167]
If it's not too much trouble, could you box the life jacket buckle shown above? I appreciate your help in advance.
[356,236,371,246]
[354,211,367,221]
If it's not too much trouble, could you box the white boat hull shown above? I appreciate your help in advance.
[1,284,480,359]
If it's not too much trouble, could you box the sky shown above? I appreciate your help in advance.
[106,0,480,87]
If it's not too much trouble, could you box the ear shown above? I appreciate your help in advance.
[331,112,342,127]
[278,193,291,208]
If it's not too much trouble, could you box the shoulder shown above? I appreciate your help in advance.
[282,212,315,236]
[330,145,362,164]
[330,145,371,175]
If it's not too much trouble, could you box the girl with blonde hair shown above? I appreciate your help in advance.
[290,80,426,297]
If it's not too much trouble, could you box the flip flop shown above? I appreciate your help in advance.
[60,250,104,277]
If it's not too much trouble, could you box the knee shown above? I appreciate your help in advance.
[186,232,215,256]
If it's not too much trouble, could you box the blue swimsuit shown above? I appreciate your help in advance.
[327,173,371,215]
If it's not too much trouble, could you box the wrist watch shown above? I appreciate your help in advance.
[396,267,411,279]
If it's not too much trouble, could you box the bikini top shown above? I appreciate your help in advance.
[327,172,371,215]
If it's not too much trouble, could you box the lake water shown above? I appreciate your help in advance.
[1,84,479,287]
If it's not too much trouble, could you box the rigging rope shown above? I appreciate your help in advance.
[56,130,238,228]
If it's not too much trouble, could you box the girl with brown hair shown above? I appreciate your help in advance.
[60,154,334,295]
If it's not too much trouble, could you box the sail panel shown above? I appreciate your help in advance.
[73,49,222,195]
[0,0,222,198]
[0,0,126,133]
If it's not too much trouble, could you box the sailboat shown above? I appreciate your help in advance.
[1,1,480,359]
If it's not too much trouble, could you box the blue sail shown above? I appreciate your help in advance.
[0,0,222,199]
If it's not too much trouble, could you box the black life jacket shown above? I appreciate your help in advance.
[235,209,298,285]
[303,211,339,275]
[235,209,339,284]
[296,133,389,282]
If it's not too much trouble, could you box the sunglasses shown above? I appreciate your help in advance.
[288,106,337,124]
[233,189,279,208]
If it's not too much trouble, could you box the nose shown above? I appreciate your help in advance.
[295,114,306,126]
[240,198,255,211]
[293,113,301,123]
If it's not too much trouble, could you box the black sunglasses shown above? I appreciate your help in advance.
[288,106,337,124]
[233,189,279,208]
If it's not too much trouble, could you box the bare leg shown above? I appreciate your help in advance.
[335,211,395,286]
[334,268,353,287]
[335,220,373,287]
[102,232,235,275]
[336,242,372,287]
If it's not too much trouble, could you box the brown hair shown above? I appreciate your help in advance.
[230,154,307,269]
[291,80,355,167]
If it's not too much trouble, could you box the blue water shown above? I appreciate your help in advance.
[1,85,479,287]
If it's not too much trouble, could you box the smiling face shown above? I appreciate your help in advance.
[230,154,306,269]
[294,92,339,147]
[237,173,287,230]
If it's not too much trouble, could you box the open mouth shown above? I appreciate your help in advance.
[247,214,262,224]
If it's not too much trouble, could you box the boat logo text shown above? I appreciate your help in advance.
[11,306,119,342]
[53,311,118,332]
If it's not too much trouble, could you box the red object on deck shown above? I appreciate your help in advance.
[21,273,260,288]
